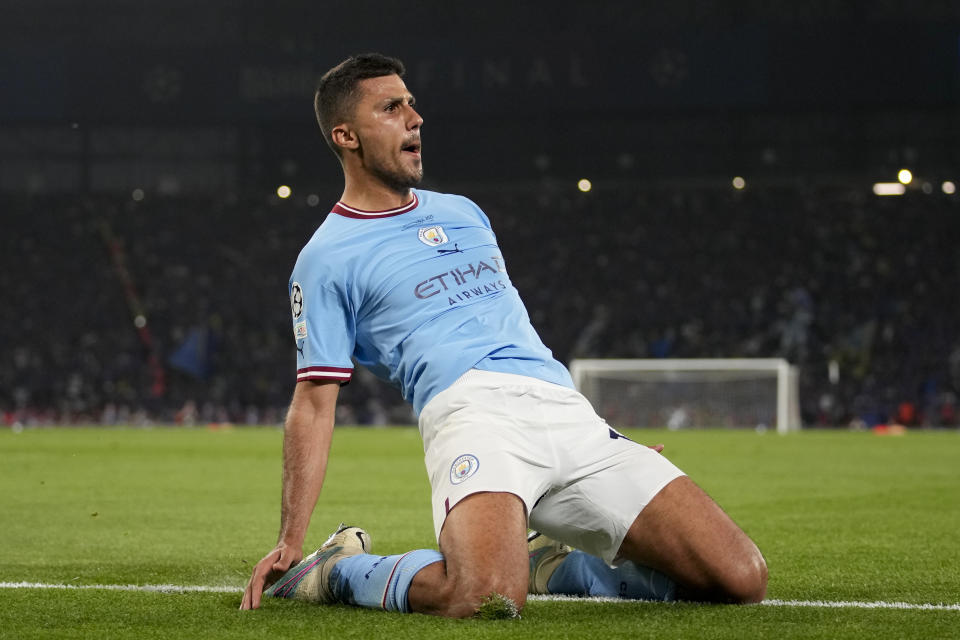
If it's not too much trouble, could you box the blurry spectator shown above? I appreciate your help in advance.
[3,184,959,427]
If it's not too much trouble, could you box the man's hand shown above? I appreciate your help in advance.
[241,381,339,610]
[648,443,665,453]
[239,542,303,610]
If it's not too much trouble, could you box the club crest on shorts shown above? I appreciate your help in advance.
[450,454,479,485]
[418,225,449,246]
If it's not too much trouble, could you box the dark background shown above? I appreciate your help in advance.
[3,1,959,427]
[4,0,959,191]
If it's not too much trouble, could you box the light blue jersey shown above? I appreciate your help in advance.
[289,189,573,415]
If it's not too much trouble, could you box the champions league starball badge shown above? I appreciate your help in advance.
[290,282,304,319]
[449,454,479,485]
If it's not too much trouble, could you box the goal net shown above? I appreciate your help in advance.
[569,358,801,434]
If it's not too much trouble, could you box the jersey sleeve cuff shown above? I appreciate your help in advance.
[296,366,353,383]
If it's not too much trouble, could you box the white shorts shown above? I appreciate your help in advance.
[418,369,686,565]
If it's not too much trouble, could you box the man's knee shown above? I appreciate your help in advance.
[431,572,527,618]
[672,546,767,604]
[733,548,768,604]
[711,547,768,604]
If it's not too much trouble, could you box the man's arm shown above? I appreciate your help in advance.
[240,380,340,610]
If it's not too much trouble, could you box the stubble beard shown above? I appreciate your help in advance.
[361,145,423,195]
[371,162,423,194]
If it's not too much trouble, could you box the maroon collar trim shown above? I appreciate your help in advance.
[331,193,419,219]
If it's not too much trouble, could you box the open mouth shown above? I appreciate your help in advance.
[402,140,421,155]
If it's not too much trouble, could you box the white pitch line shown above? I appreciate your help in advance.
[1,583,958,611]
[531,594,960,611]
[761,599,960,612]
[0,581,241,594]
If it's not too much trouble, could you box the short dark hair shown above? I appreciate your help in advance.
[314,53,406,157]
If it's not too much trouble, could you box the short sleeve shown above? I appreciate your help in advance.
[289,271,356,384]
[463,196,493,231]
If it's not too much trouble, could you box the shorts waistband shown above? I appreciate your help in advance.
[420,368,573,427]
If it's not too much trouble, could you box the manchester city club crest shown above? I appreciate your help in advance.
[418,225,449,246]
[449,454,479,485]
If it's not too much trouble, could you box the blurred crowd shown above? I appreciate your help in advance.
[3,183,959,428]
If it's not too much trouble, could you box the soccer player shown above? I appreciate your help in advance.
[240,53,767,617]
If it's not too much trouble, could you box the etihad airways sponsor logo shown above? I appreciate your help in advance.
[445,280,508,305]
[414,256,506,301]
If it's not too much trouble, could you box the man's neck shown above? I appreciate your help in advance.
[340,174,413,212]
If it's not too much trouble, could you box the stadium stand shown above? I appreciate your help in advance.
[2,184,958,428]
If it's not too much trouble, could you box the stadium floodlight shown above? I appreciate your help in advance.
[569,358,801,434]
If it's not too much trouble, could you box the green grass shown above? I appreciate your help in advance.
[1,426,958,639]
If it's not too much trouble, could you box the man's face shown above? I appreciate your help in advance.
[348,74,423,193]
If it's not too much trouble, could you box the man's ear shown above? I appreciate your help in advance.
[332,124,359,152]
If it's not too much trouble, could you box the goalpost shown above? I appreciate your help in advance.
[569,358,801,434]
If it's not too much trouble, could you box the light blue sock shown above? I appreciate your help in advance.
[546,550,676,601]
[329,550,443,612]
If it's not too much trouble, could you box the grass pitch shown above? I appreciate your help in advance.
[1,426,958,639]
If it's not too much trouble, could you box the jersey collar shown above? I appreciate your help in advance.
[331,192,419,219]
